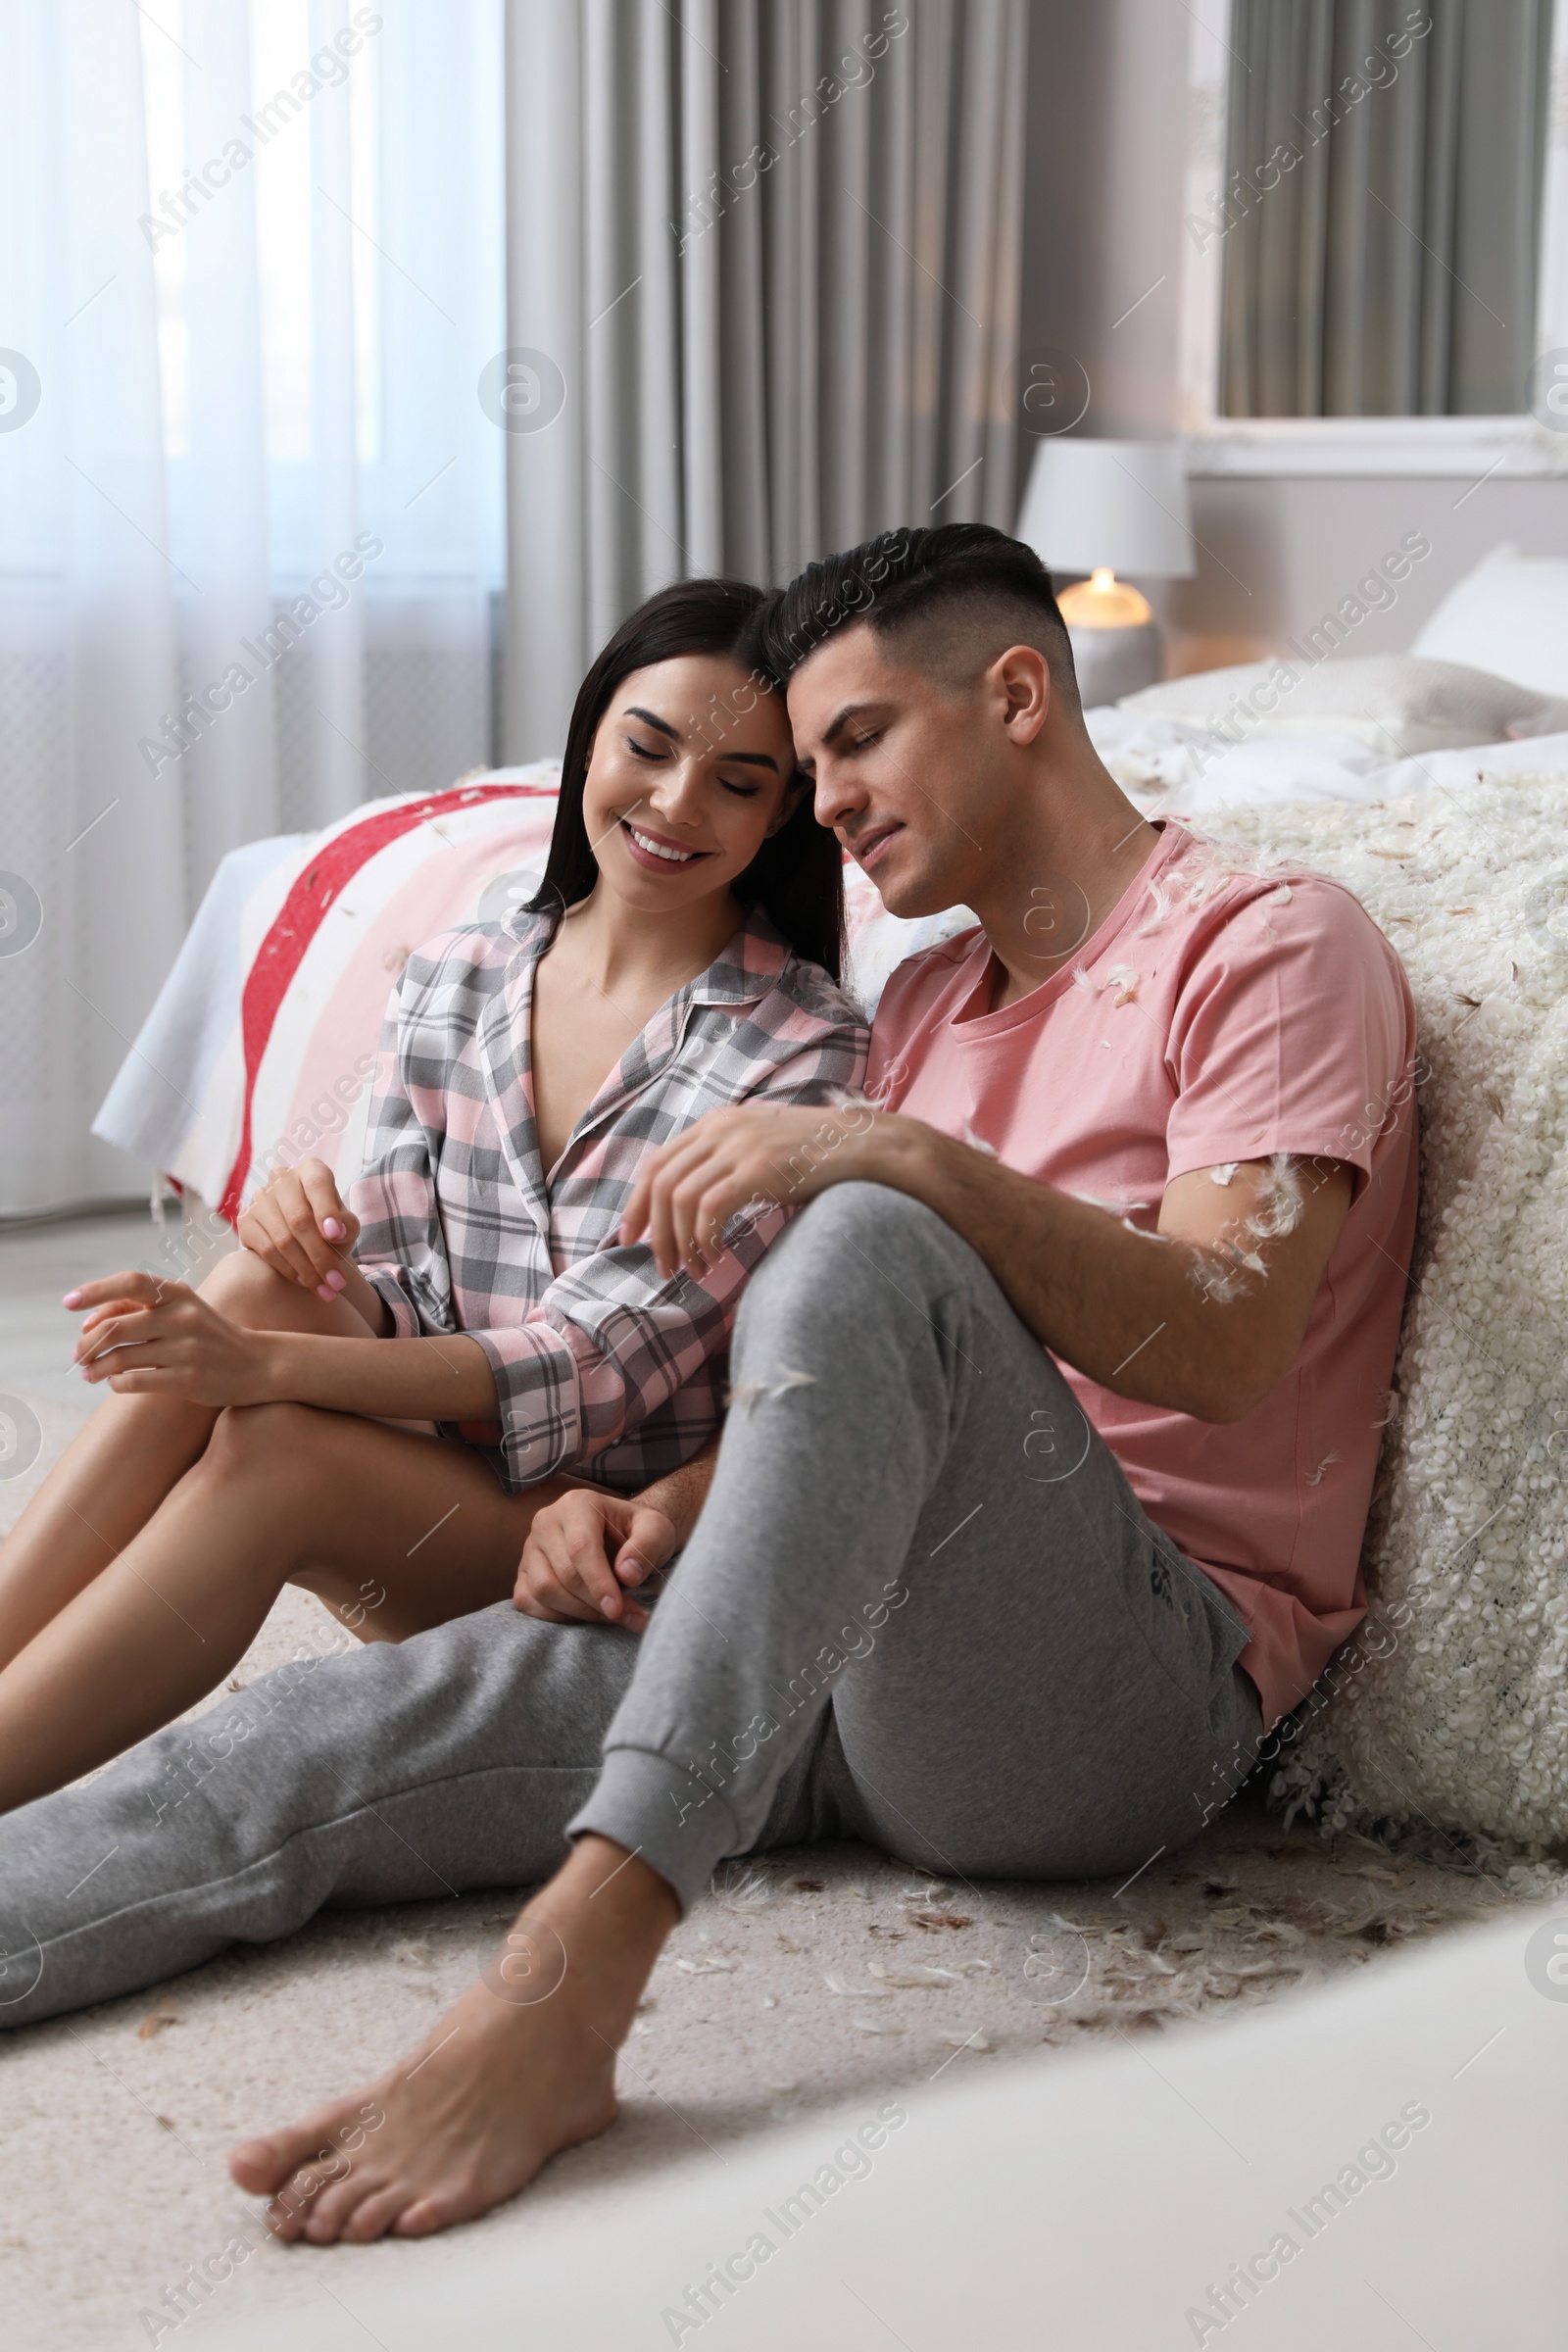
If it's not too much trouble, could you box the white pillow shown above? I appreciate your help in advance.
[1116,653,1548,756]
[1410,543,1568,698]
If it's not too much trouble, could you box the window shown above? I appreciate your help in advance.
[1178,0,1568,467]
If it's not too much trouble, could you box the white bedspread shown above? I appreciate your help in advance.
[1085,708,1568,816]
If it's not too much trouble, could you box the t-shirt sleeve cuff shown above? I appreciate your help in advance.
[1164,1128,1380,1195]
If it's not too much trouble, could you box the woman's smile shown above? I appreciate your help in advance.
[618,816,712,870]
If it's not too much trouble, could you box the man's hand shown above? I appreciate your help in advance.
[68,1272,276,1404]
[237,1158,361,1298]
[620,1100,893,1275]
[514,1488,678,1632]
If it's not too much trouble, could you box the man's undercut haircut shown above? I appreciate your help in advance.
[760,522,1083,720]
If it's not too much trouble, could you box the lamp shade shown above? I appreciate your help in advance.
[1015,438,1195,578]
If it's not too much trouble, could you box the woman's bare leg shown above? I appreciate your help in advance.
[0,1401,559,1814]
[0,1250,379,1671]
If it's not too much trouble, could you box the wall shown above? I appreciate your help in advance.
[1175,475,1568,668]
[1018,0,1568,671]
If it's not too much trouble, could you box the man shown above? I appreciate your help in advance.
[0,525,1417,2245]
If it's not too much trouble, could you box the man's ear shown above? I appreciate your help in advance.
[991,645,1051,746]
[762,771,810,838]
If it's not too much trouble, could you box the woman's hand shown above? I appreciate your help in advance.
[237,1158,361,1299]
[67,1272,277,1406]
[514,1487,678,1632]
[618,1099,882,1276]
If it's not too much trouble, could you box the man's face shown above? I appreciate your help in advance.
[786,624,992,919]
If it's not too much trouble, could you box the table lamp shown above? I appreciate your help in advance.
[1015,439,1196,706]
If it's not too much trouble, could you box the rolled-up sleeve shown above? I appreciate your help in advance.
[468,1204,788,1486]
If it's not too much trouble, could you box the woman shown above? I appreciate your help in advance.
[0,579,866,1813]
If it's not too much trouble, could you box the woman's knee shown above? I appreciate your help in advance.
[200,1248,297,1323]
[200,1399,331,1488]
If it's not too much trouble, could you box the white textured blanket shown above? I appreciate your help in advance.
[1209,782,1568,1884]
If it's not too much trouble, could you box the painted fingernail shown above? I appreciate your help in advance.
[317,1284,335,1301]
[321,1217,345,1241]
[324,1269,346,1291]
[62,1289,82,1307]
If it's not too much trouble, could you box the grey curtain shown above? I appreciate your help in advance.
[502,0,1027,760]
[1218,0,1553,416]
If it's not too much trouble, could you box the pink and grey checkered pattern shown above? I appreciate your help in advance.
[350,906,868,1493]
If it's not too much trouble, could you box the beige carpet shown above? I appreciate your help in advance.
[0,1393,1527,2349]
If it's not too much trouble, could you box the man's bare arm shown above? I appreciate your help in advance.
[858,1122,1352,1421]
[621,1105,1354,1426]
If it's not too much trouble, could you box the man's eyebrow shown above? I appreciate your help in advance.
[820,701,880,748]
[622,707,777,770]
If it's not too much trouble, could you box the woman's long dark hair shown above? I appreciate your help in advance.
[525,577,845,979]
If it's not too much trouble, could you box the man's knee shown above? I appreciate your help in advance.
[736,1180,978,1350]
[767,1180,969,1287]
[799,1178,950,1251]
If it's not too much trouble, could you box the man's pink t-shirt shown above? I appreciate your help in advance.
[867,822,1419,1733]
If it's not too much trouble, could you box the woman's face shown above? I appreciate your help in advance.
[579,655,801,915]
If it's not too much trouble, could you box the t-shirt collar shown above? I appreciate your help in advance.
[950,821,1190,1034]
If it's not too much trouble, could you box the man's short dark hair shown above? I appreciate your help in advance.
[760,522,1082,718]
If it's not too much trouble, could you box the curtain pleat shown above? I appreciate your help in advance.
[720,6,771,586]
[873,16,915,532]
[178,0,277,885]
[635,2,682,604]
[1219,0,1553,417]
[501,0,1027,762]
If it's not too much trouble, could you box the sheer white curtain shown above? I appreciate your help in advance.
[502,0,1028,760]
[0,0,504,1213]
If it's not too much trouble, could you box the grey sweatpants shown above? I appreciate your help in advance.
[0,1185,1262,2029]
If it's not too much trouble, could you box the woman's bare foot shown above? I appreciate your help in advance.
[228,1838,679,2242]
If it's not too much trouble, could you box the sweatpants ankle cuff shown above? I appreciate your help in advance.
[568,1745,743,1915]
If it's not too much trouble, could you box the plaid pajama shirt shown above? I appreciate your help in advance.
[349,905,868,1494]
